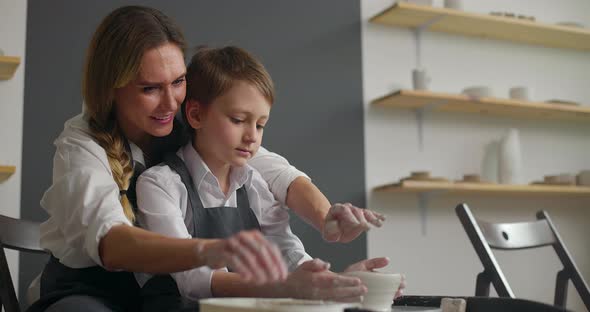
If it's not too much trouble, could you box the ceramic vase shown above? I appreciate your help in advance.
[499,129,524,184]
[481,140,499,183]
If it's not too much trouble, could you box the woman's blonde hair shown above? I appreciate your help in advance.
[83,6,186,222]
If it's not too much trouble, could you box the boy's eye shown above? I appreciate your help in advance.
[256,124,265,130]
[230,117,243,124]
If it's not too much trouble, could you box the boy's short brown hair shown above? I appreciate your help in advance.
[185,46,274,107]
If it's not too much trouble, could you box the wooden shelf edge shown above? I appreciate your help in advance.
[373,180,590,196]
[0,56,22,80]
[369,2,590,51]
[0,165,16,183]
[371,89,590,120]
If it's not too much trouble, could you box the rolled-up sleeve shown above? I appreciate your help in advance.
[248,146,309,207]
[40,141,132,268]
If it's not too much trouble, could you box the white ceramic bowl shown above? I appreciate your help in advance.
[343,271,403,312]
[199,298,355,312]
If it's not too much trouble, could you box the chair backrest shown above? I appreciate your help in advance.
[0,214,46,312]
[455,204,590,311]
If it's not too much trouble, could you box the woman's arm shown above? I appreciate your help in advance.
[287,178,386,243]
[251,147,385,243]
[99,224,213,273]
[284,176,330,232]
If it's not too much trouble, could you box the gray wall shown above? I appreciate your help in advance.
[22,0,365,301]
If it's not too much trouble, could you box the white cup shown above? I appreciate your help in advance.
[444,0,463,10]
[412,68,431,90]
[509,86,531,101]
[343,271,402,312]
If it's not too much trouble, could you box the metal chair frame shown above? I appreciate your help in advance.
[456,203,590,310]
[0,214,46,312]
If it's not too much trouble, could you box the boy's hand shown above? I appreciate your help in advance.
[343,257,406,299]
[281,258,367,300]
[322,203,385,243]
[197,230,287,284]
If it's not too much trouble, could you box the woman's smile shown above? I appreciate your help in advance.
[151,114,174,124]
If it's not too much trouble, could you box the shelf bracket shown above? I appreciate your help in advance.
[414,100,447,151]
[414,15,445,69]
[417,190,446,235]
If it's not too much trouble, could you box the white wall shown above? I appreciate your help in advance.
[0,0,28,303]
[363,0,590,311]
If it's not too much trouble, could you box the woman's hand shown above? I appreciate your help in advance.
[322,203,386,243]
[344,257,406,299]
[197,230,287,285]
[281,259,367,301]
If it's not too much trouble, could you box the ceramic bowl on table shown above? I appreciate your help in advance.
[199,298,355,312]
[343,271,403,312]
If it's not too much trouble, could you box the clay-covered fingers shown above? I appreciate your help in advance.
[298,258,331,272]
[347,203,370,231]
[312,273,367,300]
[323,203,385,243]
[323,203,358,242]
[226,230,287,284]
[394,274,406,299]
[363,209,385,227]
[343,257,390,273]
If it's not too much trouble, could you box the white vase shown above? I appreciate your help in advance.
[499,129,524,184]
[481,140,499,183]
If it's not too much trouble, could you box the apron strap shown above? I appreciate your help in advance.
[163,153,201,237]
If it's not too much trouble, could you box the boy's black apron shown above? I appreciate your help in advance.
[140,154,262,312]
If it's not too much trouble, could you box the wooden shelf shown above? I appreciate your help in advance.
[374,180,590,196]
[370,2,590,51]
[0,56,21,80]
[372,89,590,122]
[0,166,16,183]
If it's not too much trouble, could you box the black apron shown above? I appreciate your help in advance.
[25,256,141,312]
[140,153,262,312]
[27,153,146,312]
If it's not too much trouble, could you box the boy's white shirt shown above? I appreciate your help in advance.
[38,114,309,270]
[134,143,312,300]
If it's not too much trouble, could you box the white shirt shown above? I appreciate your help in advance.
[135,144,312,300]
[39,114,309,270]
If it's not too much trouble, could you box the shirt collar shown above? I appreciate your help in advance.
[180,143,253,191]
[128,142,146,168]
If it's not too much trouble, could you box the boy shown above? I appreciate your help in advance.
[135,46,367,308]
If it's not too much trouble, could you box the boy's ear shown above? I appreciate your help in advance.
[185,99,204,130]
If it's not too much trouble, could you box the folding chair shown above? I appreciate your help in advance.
[0,214,46,312]
[455,203,590,311]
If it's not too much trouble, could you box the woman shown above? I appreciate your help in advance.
[29,5,392,312]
